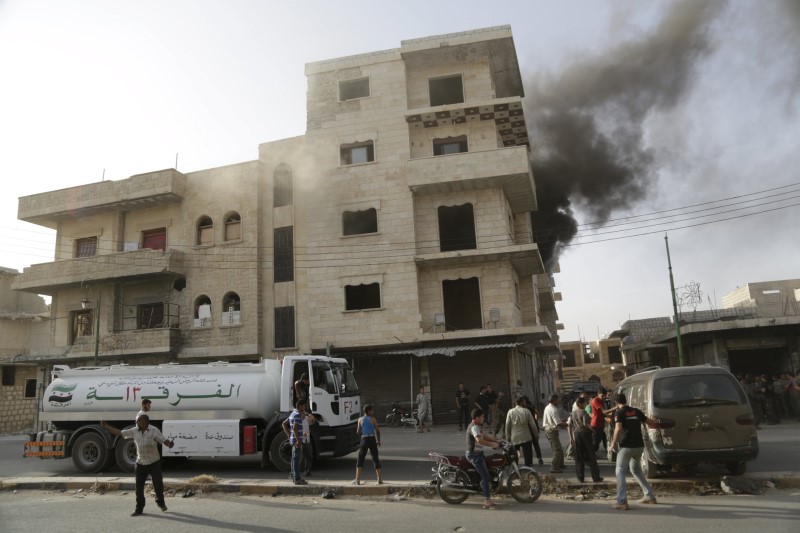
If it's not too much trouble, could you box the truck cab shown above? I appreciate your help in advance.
[276,356,361,465]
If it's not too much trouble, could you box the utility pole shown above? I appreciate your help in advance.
[664,234,685,366]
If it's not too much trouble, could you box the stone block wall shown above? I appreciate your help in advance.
[0,365,39,434]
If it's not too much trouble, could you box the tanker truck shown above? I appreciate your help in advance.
[24,355,361,474]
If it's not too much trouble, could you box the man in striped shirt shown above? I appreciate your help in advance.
[283,399,308,485]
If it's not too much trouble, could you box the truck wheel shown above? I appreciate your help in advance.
[72,432,109,473]
[115,439,137,473]
[269,433,292,472]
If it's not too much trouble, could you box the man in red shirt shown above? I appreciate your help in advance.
[590,387,612,452]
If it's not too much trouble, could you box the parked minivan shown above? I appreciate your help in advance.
[612,365,759,477]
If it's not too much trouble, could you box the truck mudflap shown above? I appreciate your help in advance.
[315,421,359,458]
[24,431,70,458]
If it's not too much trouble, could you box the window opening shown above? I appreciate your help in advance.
[433,136,468,155]
[608,346,623,364]
[138,303,165,330]
[72,309,93,342]
[197,216,214,245]
[345,283,381,311]
[442,277,482,330]
[274,226,294,283]
[194,296,212,327]
[342,208,378,236]
[339,77,370,101]
[340,141,374,165]
[222,292,241,325]
[275,306,296,348]
[75,236,97,258]
[142,227,167,251]
[24,378,37,398]
[2,366,15,386]
[438,204,476,252]
[225,213,241,241]
[562,349,576,367]
[429,75,464,106]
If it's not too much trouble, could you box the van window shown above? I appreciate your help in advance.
[629,384,646,410]
[652,374,746,408]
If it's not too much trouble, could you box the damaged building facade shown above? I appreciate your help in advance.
[12,26,561,427]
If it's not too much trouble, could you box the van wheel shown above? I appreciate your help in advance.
[726,461,746,475]
[640,449,659,479]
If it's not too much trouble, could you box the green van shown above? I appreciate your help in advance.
[613,365,759,478]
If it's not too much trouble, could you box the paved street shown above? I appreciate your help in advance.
[2,419,799,486]
[1,487,798,533]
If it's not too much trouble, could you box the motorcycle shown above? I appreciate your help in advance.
[385,401,419,428]
[429,440,542,504]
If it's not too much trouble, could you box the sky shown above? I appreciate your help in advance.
[1,0,798,343]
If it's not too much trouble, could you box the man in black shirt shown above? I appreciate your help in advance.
[608,393,657,510]
[455,383,470,431]
[474,385,490,428]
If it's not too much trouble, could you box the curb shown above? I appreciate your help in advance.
[3,473,798,496]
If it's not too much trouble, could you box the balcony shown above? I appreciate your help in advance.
[27,327,181,363]
[18,169,187,229]
[12,248,185,295]
[406,146,536,213]
[415,243,545,277]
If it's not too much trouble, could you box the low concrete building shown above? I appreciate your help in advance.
[0,267,49,434]
[611,279,800,376]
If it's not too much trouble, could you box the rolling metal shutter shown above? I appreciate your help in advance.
[428,348,510,426]
[350,355,421,421]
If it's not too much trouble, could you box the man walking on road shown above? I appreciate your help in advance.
[542,394,568,473]
[101,415,174,516]
[608,393,658,510]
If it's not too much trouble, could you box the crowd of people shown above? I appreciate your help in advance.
[738,372,800,427]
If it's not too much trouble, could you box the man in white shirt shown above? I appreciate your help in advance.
[101,415,174,516]
[542,394,568,473]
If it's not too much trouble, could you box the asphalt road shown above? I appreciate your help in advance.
[3,420,799,483]
[1,488,798,533]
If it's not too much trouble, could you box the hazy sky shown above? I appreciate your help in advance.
[1,0,798,342]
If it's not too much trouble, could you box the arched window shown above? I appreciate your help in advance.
[222,292,241,326]
[197,216,214,245]
[224,212,241,241]
[193,295,212,327]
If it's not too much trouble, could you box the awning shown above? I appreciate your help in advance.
[380,342,527,358]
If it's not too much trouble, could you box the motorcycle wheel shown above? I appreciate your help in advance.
[435,469,471,505]
[507,467,543,503]
[385,413,399,427]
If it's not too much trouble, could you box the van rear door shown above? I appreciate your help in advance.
[650,373,753,450]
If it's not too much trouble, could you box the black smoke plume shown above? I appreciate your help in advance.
[527,0,721,270]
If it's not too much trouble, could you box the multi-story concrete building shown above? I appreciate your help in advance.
[12,26,560,424]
